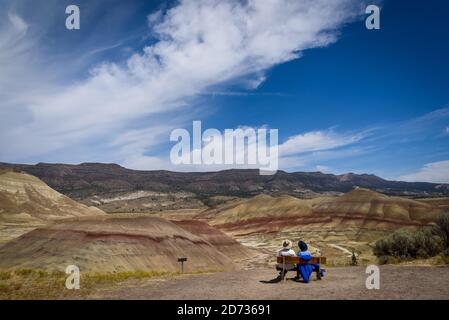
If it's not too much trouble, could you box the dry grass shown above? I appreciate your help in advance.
[0,268,222,300]
[376,254,449,266]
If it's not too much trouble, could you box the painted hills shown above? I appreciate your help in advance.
[1,163,448,214]
[0,169,257,272]
[0,216,256,272]
[173,219,257,261]
[0,169,104,244]
[0,169,104,222]
[201,188,444,235]
[197,188,446,264]
[1,164,447,269]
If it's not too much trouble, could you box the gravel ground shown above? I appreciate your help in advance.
[95,266,449,300]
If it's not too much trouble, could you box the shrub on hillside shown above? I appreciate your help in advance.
[444,248,449,257]
[373,238,390,257]
[377,255,400,265]
[373,229,414,259]
[413,228,442,258]
[435,212,449,249]
[373,227,443,260]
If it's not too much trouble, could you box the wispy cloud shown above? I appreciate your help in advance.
[200,91,290,97]
[399,160,449,183]
[277,107,449,175]
[278,129,368,156]
[315,165,332,173]
[279,145,372,171]
[379,106,449,143]
[0,0,363,165]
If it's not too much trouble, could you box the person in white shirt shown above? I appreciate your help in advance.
[275,239,296,280]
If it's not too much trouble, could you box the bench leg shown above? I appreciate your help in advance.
[282,257,286,282]
[316,265,322,280]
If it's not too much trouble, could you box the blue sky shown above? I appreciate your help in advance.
[0,0,449,182]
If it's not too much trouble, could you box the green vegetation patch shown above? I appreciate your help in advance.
[374,212,449,264]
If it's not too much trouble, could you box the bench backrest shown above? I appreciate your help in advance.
[276,256,326,265]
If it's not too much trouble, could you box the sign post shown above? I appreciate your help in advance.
[177,257,187,273]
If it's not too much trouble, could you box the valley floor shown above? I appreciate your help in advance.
[90,266,449,300]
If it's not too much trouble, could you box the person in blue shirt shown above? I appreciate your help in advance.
[295,240,324,283]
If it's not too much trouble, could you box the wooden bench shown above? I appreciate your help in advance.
[276,256,326,265]
[276,256,326,282]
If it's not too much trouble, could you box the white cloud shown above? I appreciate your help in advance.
[122,155,172,171]
[0,12,37,97]
[0,0,363,166]
[141,125,368,173]
[7,12,28,34]
[279,145,370,170]
[379,107,449,143]
[399,160,449,183]
[278,129,366,156]
[315,165,331,173]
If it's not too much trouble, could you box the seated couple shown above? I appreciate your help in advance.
[276,239,325,283]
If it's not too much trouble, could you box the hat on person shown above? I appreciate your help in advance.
[298,240,308,252]
[282,239,292,249]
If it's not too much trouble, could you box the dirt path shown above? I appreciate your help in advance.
[94,266,449,300]
[328,244,354,257]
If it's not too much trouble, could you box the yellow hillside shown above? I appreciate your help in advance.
[312,188,441,223]
[0,170,104,222]
[206,194,316,225]
[205,188,442,228]
[0,170,105,243]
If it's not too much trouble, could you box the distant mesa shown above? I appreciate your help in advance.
[1,162,448,213]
